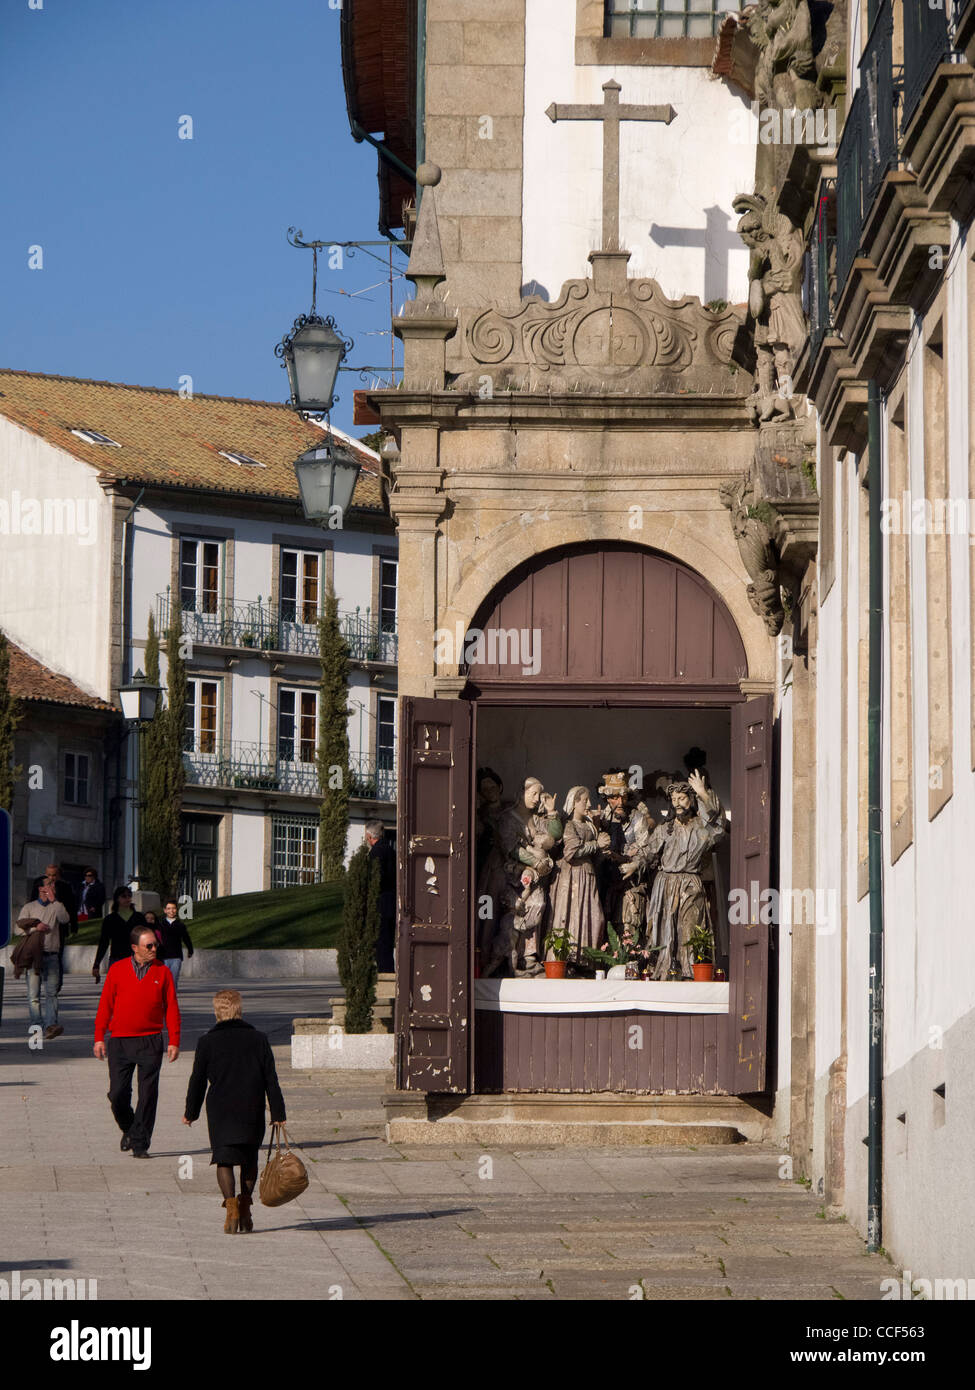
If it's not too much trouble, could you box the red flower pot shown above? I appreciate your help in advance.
[692,962,714,982]
[544,961,567,979]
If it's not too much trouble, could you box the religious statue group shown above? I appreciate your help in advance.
[475,756,727,981]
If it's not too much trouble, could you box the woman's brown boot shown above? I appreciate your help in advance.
[222,1198,239,1234]
[237,1194,253,1234]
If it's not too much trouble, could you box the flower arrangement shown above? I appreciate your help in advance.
[583,925,656,976]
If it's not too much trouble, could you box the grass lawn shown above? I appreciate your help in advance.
[71,881,345,951]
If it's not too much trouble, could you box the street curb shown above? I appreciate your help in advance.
[0,944,339,979]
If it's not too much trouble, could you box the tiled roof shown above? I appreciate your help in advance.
[4,637,116,712]
[0,369,385,512]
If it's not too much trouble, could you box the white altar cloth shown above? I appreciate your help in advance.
[474,978,729,1015]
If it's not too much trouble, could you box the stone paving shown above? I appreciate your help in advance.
[0,974,896,1301]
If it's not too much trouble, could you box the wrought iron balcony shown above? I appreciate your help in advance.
[349,749,397,803]
[808,185,834,364]
[156,593,398,664]
[183,741,397,801]
[861,1,897,203]
[835,87,865,291]
[902,0,952,129]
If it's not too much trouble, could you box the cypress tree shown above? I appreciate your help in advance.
[140,608,186,896]
[317,580,350,881]
[160,604,187,894]
[338,843,380,1034]
[0,632,22,813]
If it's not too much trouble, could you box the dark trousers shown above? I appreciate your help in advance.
[377,900,396,974]
[107,1034,164,1153]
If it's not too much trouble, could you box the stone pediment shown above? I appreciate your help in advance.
[455,268,747,396]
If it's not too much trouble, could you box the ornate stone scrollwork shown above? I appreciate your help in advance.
[459,276,744,395]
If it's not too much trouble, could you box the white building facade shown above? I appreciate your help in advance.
[0,371,397,900]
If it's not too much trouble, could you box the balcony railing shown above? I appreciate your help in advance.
[835,87,865,290]
[808,186,834,363]
[183,741,397,801]
[349,749,397,803]
[861,1,897,203]
[157,593,397,664]
[903,0,952,129]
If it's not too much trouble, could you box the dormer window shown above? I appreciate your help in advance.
[219,449,266,469]
[605,0,726,39]
[71,428,121,447]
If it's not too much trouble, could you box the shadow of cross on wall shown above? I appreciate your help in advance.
[649,205,742,305]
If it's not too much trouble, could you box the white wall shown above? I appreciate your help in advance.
[523,0,755,305]
[0,421,114,700]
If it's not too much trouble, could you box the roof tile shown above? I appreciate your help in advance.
[0,369,385,512]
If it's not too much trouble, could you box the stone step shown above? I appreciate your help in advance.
[383,1090,772,1144]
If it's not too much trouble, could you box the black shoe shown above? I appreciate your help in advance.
[120,1134,132,1152]
[131,1150,149,1159]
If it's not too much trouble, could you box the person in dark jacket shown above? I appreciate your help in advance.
[78,868,106,920]
[92,887,147,983]
[156,898,194,990]
[182,989,286,1235]
[365,820,396,973]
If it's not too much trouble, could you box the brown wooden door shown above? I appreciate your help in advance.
[728,694,773,1093]
[395,697,472,1092]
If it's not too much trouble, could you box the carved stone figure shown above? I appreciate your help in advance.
[497,777,563,973]
[621,771,725,980]
[733,193,806,424]
[482,833,555,978]
[748,0,819,115]
[547,787,611,966]
[720,475,785,635]
[593,769,656,941]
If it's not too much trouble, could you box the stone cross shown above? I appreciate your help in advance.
[546,80,676,251]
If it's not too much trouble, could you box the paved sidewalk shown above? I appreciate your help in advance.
[0,975,895,1301]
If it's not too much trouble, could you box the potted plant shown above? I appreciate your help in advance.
[688,924,715,982]
[584,925,655,978]
[240,631,256,648]
[543,923,572,979]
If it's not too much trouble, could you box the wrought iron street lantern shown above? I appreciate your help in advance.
[118,670,161,725]
[276,312,351,414]
[276,227,354,414]
[293,442,362,520]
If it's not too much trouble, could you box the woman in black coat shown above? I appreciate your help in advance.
[182,989,286,1234]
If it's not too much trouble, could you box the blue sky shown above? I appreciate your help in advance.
[0,0,406,436]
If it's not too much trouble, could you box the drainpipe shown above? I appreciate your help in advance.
[866,380,885,1251]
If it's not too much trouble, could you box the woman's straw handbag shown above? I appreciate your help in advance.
[258,1124,309,1207]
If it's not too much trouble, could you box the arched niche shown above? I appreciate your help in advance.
[464,541,747,699]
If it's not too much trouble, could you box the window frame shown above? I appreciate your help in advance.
[62,750,92,807]
[179,537,223,616]
[277,687,319,765]
[280,547,323,627]
[604,0,726,40]
[185,678,221,757]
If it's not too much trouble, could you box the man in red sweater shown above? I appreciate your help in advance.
[93,925,181,1158]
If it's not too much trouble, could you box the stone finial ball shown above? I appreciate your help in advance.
[416,162,442,188]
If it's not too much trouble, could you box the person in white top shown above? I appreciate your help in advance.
[15,880,70,1038]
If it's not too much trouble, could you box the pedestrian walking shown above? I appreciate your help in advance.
[78,868,106,921]
[92,887,147,982]
[31,862,78,994]
[182,990,286,1234]
[364,821,396,973]
[156,898,194,990]
[13,881,69,1039]
[93,926,180,1158]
